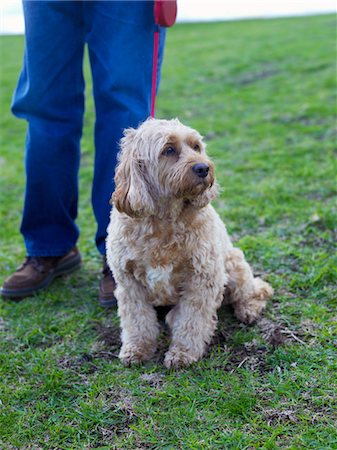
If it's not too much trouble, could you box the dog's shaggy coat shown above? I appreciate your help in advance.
[106,118,273,368]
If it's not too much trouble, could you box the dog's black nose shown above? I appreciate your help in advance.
[192,163,209,178]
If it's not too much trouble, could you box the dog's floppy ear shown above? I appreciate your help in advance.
[112,127,156,218]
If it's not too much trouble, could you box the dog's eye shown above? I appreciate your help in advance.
[164,146,176,156]
[193,144,201,152]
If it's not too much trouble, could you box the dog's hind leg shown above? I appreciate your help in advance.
[223,247,273,324]
[116,279,160,366]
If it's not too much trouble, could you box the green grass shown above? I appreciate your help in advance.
[0,14,336,449]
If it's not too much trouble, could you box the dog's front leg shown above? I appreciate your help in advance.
[224,248,273,324]
[116,280,159,366]
[164,290,220,369]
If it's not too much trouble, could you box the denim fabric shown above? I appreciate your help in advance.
[12,0,166,256]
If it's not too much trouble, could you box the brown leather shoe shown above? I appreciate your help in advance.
[99,257,117,308]
[0,247,81,300]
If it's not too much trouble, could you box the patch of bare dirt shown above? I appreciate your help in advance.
[258,318,308,346]
[58,322,121,373]
[257,318,289,346]
[91,321,121,359]
[264,408,299,426]
[93,321,121,348]
[58,352,99,374]
[226,341,269,373]
[140,373,166,388]
[209,310,308,373]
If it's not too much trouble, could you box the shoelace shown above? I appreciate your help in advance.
[21,257,45,273]
[21,256,59,274]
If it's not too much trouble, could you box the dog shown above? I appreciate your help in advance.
[106,118,273,368]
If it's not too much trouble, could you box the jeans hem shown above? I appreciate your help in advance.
[25,245,77,257]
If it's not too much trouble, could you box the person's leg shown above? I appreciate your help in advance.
[12,0,86,256]
[84,0,166,255]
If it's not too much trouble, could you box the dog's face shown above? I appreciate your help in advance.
[113,118,218,217]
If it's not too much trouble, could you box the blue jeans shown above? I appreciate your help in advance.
[12,0,166,256]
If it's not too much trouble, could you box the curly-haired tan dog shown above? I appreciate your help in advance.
[106,118,273,368]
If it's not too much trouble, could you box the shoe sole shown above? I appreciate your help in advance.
[0,255,81,300]
[98,297,118,308]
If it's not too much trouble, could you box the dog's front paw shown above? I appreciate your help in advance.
[119,343,156,366]
[164,346,200,369]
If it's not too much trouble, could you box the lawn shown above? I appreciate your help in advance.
[0,14,336,449]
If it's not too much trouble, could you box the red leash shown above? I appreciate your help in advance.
[151,0,177,118]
